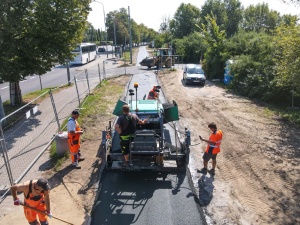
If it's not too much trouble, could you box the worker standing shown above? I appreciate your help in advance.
[115,105,148,165]
[67,110,84,169]
[198,122,223,175]
[147,86,160,100]
[10,178,52,225]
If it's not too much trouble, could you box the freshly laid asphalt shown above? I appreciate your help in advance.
[91,171,204,225]
[91,47,204,225]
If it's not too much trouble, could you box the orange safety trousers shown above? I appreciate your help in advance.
[24,199,47,223]
[68,119,81,164]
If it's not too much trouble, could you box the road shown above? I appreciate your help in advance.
[0,45,115,102]
[91,47,204,225]
[91,171,204,225]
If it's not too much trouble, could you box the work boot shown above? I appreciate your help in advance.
[209,169,215,176]
[197,168,208,174]
[78,156,85,161]
[71,162,81,169]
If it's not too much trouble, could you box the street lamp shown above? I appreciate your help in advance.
[93,0,108,58]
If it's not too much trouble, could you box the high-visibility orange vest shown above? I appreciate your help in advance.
[148,89,158,99]
[205,130,223,154]
[68,118,81,152]
[24,180,45,208]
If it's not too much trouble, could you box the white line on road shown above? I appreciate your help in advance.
[1,86,8,90]
[29,77,35,79]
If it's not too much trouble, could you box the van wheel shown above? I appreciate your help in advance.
[185,79,188,85]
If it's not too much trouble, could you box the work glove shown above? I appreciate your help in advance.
[46,211,53,219]
[13,198,20,206]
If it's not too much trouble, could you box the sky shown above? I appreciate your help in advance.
[88,0,299,31]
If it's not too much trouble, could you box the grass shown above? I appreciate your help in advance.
[264,105,300,125]
[49,141,69,171]
[3,84,72,116]
[212,81,300,126]
[49,79,125,170]
[122,47,139,64]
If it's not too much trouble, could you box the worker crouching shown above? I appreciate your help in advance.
[147,86,160,100]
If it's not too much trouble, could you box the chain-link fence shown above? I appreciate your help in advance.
[0,58,184,200]
[0,62,112,200]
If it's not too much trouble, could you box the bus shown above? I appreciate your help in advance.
[69,43,97,65]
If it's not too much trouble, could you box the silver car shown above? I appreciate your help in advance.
[183,64,206,86]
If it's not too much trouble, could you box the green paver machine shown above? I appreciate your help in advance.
[103,84,190,171]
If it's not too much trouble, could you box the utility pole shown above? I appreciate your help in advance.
[128,6,132,64]
[113,17,117,58]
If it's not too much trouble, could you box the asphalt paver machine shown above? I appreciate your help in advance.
[104,83,190,171]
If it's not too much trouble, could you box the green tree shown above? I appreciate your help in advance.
[169,3,201,38]
[241,3,280,33]
[173,32,207,63]
[200,0,242,37]
[226,31,275,99]
[199,14,227,79]
[273,23,300,106]
[0,0,90,105]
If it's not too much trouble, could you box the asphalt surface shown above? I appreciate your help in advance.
[0,46,115,102]
[91,46,204,225]
[91,171,204,225]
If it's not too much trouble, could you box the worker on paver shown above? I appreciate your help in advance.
[67,110,84,169]
[10,178,52,225]
[115,105,148,165]
[198,122,223,175]
[147,86,160,100]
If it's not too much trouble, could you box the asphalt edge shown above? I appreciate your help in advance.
[89,74,134,225]
[156,71,208,225]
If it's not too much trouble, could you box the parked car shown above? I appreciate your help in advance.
[183,64,206,86]
[98,47,106,52]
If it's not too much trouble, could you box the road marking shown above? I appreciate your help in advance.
[29,77,35,79]
[20,80,27,83]
[1,86,8,90]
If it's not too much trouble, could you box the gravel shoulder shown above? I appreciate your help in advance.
[158,70,300,225]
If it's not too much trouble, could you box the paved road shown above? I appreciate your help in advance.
[91,47,204,225]
[91,171,204,225]
[0,50,115,102]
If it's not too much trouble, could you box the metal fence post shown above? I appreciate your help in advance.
[85,69,90,94]
[124,59,127,75]
[103,61,106,80]
[74,76,81,106]
[49,89,61,131]
[0,123,14,186]
[97,63,102,84]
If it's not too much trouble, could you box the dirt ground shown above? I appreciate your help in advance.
[158,70,300,225]
[0,76,130,225]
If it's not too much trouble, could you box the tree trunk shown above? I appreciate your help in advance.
[9,82,22,106]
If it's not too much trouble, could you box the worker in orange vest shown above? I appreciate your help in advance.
[147,86,160,100]
[67,110,84,169]
[198,122,223,175]
[10,178,52,225]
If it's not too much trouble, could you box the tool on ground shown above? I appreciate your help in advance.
[20,202,74,225]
